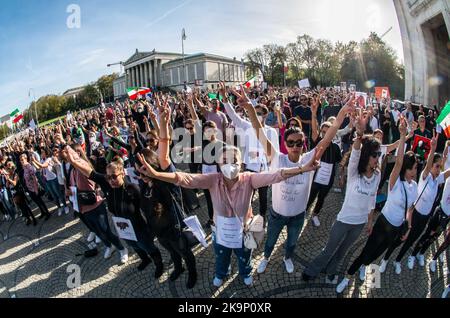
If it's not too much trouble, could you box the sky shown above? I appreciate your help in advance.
[0,0,404,116]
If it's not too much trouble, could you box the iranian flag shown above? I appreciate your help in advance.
[437,101,450,138]
[127,87,152,100]
[10,108,23,124]
[244,76,257,88]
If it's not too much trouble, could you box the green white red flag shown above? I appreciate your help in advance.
[437,101,450,138]
[127,87,152,100]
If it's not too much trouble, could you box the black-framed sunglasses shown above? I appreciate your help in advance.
[371,151,382,158]
[286,139,304,148]
[106,173,122,181]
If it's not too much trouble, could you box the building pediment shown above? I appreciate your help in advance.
[124,49,153,66]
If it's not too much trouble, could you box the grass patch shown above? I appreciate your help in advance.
[38,115,66,127]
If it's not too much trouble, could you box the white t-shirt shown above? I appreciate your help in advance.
[382,178,418,227]
[379,145,388,166]
[415,171,445,216]
[445,152,450,171]
[337,149,381,225]
[42,158,57,181]
[440,177,450,216]
[370,116,379,132]
[270,150,315,217]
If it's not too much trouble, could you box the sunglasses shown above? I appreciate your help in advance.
[106,173,122,181]
[147,138,157,144]
[370,151,382,158]
[256,112,266,116]
[300,99,307,102]
[286,140,304,148]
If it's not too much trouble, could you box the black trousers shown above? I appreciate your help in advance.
[158,236,196,276]
[432,229,450,260]
[126,231,163,266]
[307,182,332,215]
[14,194,36,221]
[28,191,50,216]
[204,189,214,220]
[347,214,400,275]
[412,206,449,256]
[251,186,268,218]
[383,209,431,262]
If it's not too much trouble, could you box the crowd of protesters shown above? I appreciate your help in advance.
[0,82,449,294]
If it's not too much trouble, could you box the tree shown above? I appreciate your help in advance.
[97,73,118,103]
[77,84,101,109]
[245,44,286,86]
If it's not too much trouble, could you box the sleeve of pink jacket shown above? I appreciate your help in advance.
[175,172,218,190]
[250,170,285,189]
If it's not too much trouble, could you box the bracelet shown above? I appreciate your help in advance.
[159,138,171,142]
[298,166,304,175]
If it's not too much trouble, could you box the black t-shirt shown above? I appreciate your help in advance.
[139,164,184,239]
[131,107,149,133]
[322,105,341,122]
[89,171,150,238]
[293,106,312,136]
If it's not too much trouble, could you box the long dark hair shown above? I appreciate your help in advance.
[400,151,418,181]
[358,136,381,175]
[340,136,381,176]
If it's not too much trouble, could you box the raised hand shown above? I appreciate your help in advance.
[399,117,407,137]
[431,130,438,150]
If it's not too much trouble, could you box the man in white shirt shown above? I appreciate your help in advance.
[223,94,279,224]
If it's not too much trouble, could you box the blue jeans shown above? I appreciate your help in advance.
[83,203,124,250]
[46,179,66,208]
[1,190,16,218]
[264,208,305,259]
[212,231,252,280]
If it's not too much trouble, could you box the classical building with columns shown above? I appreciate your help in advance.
[394,0,450,108]
[116,49,245,95]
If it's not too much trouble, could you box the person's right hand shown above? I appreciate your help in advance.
[399,117,407,137]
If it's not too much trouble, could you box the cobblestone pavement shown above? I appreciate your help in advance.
[0,182,449,298]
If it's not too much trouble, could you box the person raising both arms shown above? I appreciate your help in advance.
[226,82,357,274]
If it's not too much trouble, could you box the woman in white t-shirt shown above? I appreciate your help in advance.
[381,131,450,274]
[303,109,381,284]
[31,148,68,216]
[411,175,450,272]
[336,118,418,293]
[238,92,356,275]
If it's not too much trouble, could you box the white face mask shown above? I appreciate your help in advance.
[204,129,215,140]
[220,163,240,180]
[257,116,264,123]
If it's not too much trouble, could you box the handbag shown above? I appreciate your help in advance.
[223,183,265,250]
[169,190,201,250]
[77,191,97,205]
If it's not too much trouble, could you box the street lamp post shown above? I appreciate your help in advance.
[182,28,187,85]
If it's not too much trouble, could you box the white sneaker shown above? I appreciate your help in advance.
[379,259,388,273]
[95,236,101,244]
[257,258,269,274]
[57,208,62,217]
[227,264,232,276]
[442,285,450,298]
[283,258,294,274]
[429,260,437,273]
[15,214,19,220]
[312,216,320,227]
[407,256,415,270]
[417,254,425,267]
[439,253,445,263]
[394,262,402,275]
[87,232,96,243]
[64,206,70,214]
[119,248,129,264]
[244,276,253,286]
[359,266,366,281]
[336,278,350,293]
[213,277,223,287]
[104,246,116,259]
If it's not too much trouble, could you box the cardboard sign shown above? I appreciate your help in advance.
[298,79,311,88]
